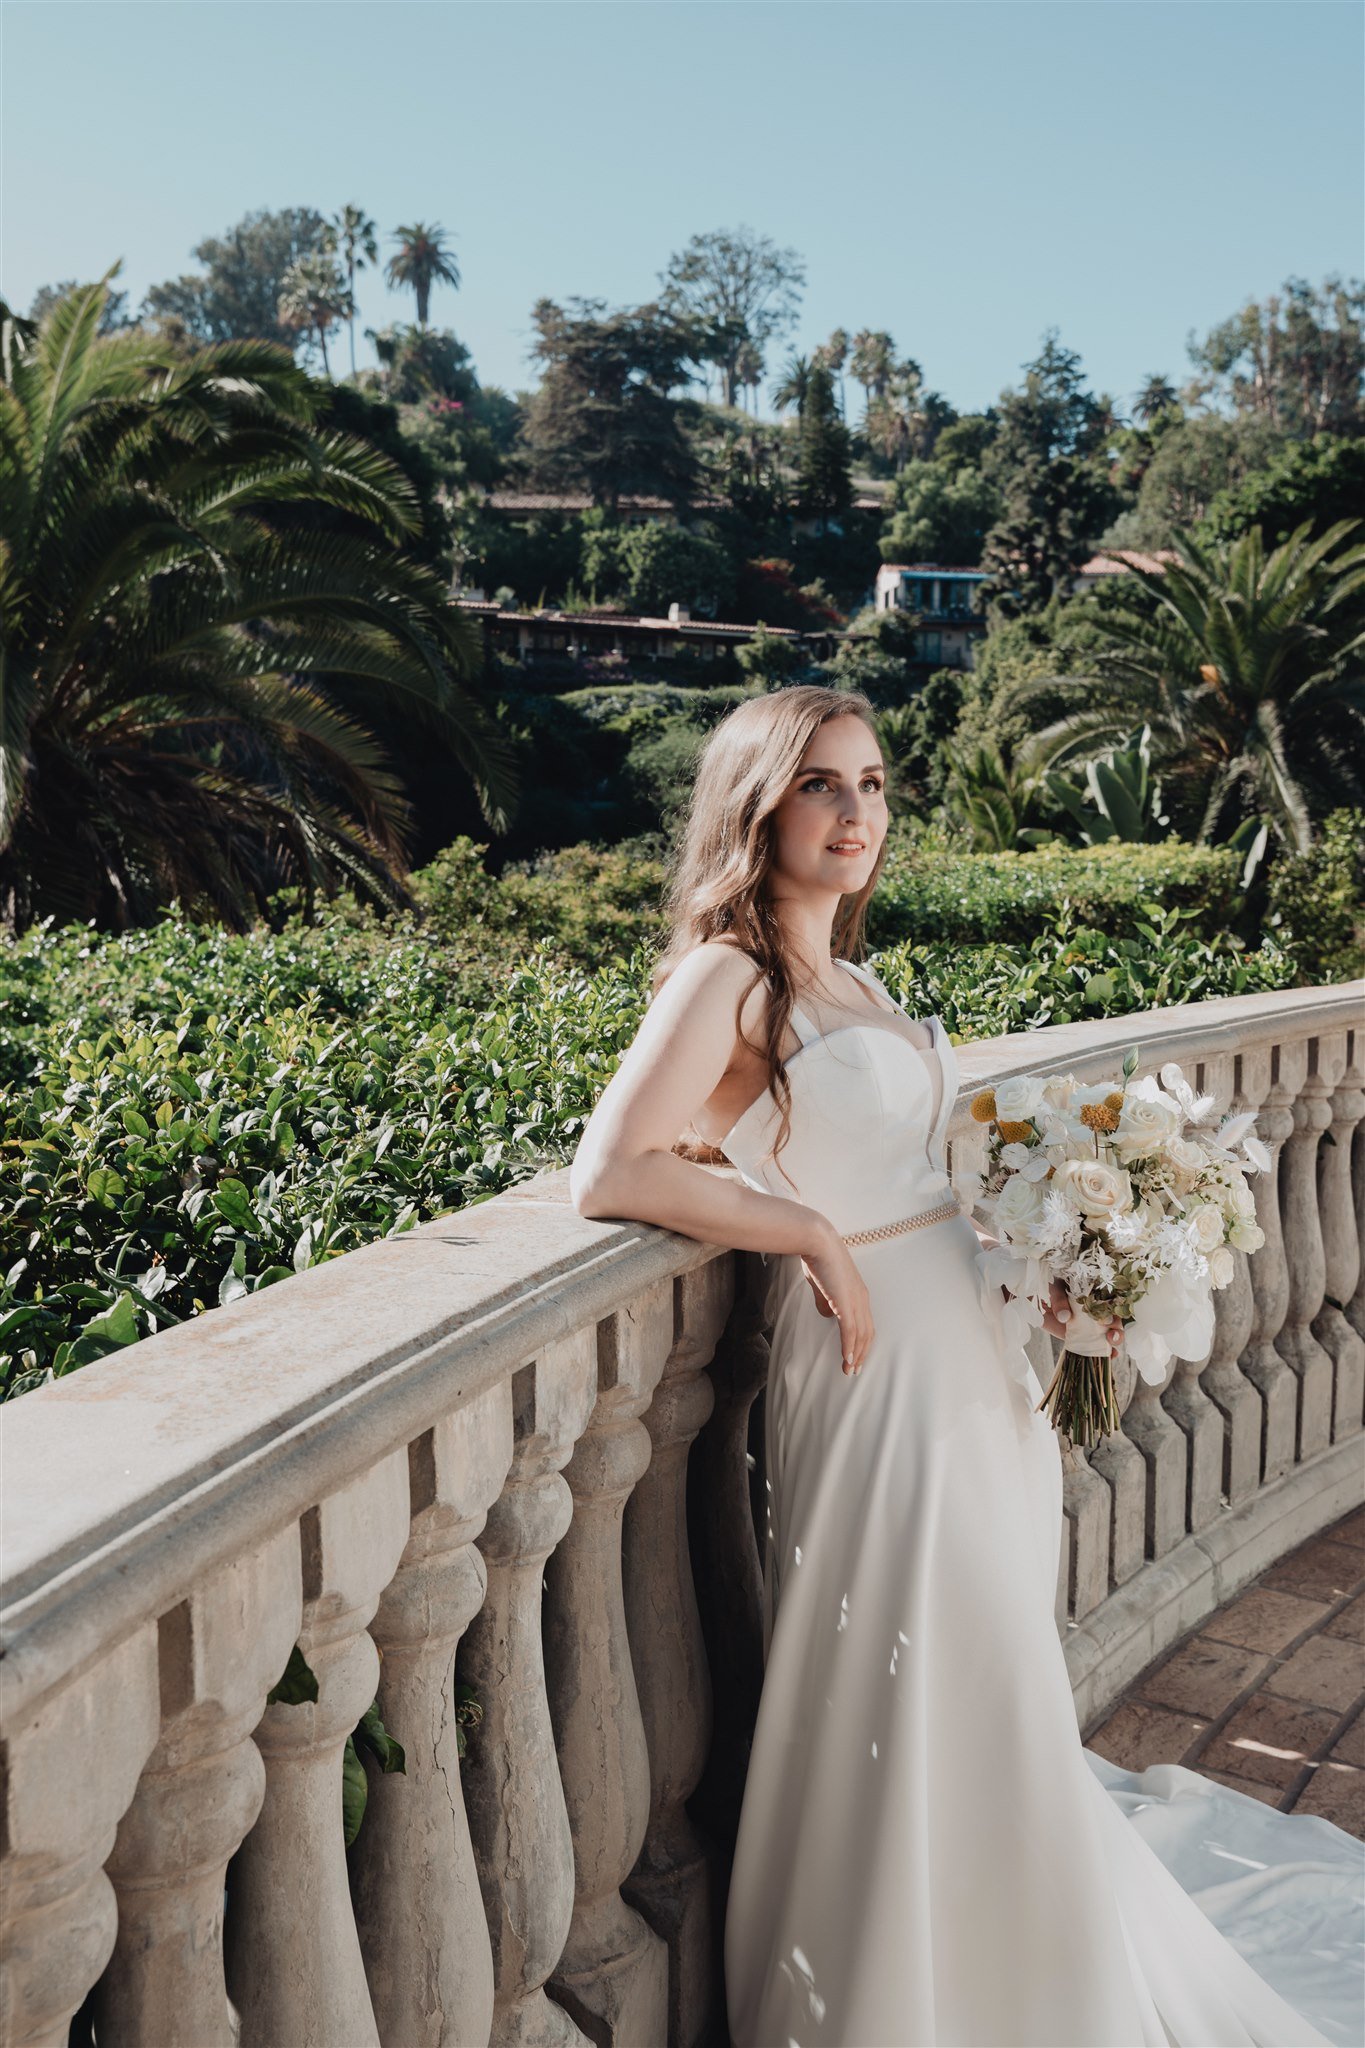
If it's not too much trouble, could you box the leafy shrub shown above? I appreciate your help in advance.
[0,889,1302,1398]
[868,835,1249,949]
[1265,810,1365,983]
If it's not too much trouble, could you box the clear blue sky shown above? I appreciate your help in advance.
[3,1,1361,420]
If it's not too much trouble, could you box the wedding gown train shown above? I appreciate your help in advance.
[714,957,1364,2048]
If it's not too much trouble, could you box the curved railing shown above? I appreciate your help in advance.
[1,982,1361,2048]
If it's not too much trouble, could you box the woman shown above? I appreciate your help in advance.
[570,685,1353,2047]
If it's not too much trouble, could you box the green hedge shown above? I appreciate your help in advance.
[867,837,1249,949]
[0,896,1300,1398]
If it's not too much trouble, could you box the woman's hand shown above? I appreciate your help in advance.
[801,1223,875,1378]
[1041,1279,1122,1357]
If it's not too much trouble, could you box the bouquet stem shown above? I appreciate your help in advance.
[1035,1349,1124,1449]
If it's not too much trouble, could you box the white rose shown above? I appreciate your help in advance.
[1042,1074,1077,1113]
[1113,1079,1183,1162]
[1208,1245,1235,1289]
[1052,1159,1133,1221]
[1164,1136,1207,1189]
[1186,1202,1226,1255]
[995,1072,1047,1123]
[1229,1217,1266,1254]
[1228,1176,1257,1218]
[994,1174,1047,1241]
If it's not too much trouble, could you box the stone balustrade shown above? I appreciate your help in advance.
[1,983,1361,2048]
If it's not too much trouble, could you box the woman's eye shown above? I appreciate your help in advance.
[799,776,884,792]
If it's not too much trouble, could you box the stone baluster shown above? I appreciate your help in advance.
[1312,1028,1365,1441]
[0,1631,159,2048]
[461,1332,598,2048]
[1086,1348,1147,1592]
[1274,1036,1336,1460]
[1238,1041,1301,1483]
[1347,1105,1365,1352]
[1121,1349,1187,1560]
[622,1259,732,2048]
[225,1452,411,2048]
[94,1532,302,2047]
[544,1282,674,2046]
[1059,1439,1111,1621]
[1197,1050,1266,1508]
[1161,1053,1234,1533]
[687,1254,769,1867]
[351,1384,515,2048]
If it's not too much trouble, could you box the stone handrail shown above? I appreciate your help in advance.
[1,983,1361,2046]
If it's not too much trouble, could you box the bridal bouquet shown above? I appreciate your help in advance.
[970,1051,1270,1448]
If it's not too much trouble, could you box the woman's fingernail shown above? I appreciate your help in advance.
[1058,1308,1071,1322]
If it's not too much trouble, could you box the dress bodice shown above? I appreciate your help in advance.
[716,958,957,1237]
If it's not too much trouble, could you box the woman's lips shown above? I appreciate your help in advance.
[827,843,867,855]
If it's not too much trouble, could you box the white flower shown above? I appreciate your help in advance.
[1227,1176,1257,1219]
[1164,1136,1208,1190]
[1112,1076,1184,1162]
[995,1072,1047,1122]
[1208,1245,1235,1289]
[1042,1073,1078,1113]
[995,1174,1047,1241]
[1033,1188,1085,1258]
[1229,1217,1266,1254]
[1104,1208,1151,1253]
[1159,1059,1217,1125]
[1127,1268,1216,1381]
[1186,1201,1227,1256]
[1052,1158,1133,1221]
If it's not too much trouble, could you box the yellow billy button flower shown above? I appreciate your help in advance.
[1080,1100,1121,1134]
[998,1120,1035,1145]
[970,1089,997,1123]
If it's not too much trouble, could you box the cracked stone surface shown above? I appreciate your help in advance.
[1086,1506,1365,1839]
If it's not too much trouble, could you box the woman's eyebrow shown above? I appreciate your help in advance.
[798,763,885,776]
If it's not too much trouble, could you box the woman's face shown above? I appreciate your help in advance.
[769,715,889,897]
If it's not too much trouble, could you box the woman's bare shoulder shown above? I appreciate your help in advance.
[653,939,769,1044]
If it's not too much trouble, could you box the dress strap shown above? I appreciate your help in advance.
[835,956,904,1017]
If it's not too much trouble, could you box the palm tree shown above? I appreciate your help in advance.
[1133,374,1179,426]
[0,272,518,931]
[772,351,813,419]
[278,254,354,378]
[850,329,895,409]
[385,223,461,330]
[993,521,1365,851]
[323,205,379,377]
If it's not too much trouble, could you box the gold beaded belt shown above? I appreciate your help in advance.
[842,1194,961,1246]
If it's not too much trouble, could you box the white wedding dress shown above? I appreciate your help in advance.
[714,957,1364,2048]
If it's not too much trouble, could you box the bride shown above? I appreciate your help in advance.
[569,684,1358,2047]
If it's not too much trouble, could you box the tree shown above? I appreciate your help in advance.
[850,330,895,408]
[616,524,737,617]
[978,330,1124,616]
[386,223,461,329]
[880,458,1000,566]
[142,206,329,348]
[367,323,479,404]
[797,361,852,528]
[735,624,808,685]
[993,520,1365,851]
[277,253,353,378]
[1199,436,1365,547]
[814,328,849,416]
[1186,274,1364,439]
[0,273,518,931]
[772,351,813,419]
[659,226,805,408]
[522,296,701,512]
[1133,374,1179,425]
[323,204,378,376]
[1100,413,1288,553]
[29,279,132,332]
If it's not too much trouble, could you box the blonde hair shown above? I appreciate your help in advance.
[655,683,888,1184]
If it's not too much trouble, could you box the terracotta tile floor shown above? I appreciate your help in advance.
[1085,1504,1365,1838]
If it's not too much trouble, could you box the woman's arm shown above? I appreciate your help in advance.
[570,942,828,1260]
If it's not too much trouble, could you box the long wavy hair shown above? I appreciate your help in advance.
[655,683,889,1184]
